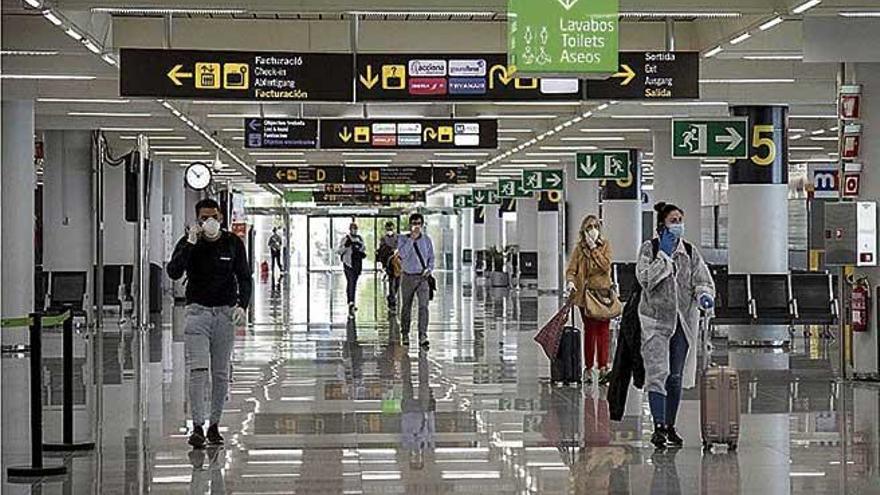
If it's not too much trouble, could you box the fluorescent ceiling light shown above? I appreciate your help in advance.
[231,136,244,141]
[191,100,285,105]
[526,152,577,157]
[100,127,174,132]
[596,103,609,111]
[433,152,490,157]
[1,74,95,80]
[510,158,560,163]
[42,9,63,26]
[68,111,151,117]
[540,145,598,151]
[92,7,247,14]
[560,137,625,142]
[350,10,497,17]
[839,11,880,17]
[608,115,683,119]
[498,129,533,134]
[38,97,130,103]
[730,32,752,45]
[478,114,557,119]
[700,78,795,83]
[704,46,724,58]
[342,152,398,156]
[790,146,825,151]
[0,50,58,56]
[743,54,802,60]
[221,128,241,132]
[498,137,518,142]
[248,151,304,156]
[207,114,288,119]
[430,159,479,163]
[119,135,186,140]
[82,40,101,54]
[149,145,204,150]
[790,134,803,140]
[343,159,393,164]
[152,151,212,156]
[620,11,741,18]
[792,0,822,15]
[500,163,548,168]
[24,0,42,7]
[64,28,83,41]
[256,159,307,163]
[101,54,117,66]
[811,129,826,135]
[581,128,650,133]
[790,114,837,119]
[759,16,784,30]
[809,136,838,141]
[789,128,807,132]
[489,101,580,106]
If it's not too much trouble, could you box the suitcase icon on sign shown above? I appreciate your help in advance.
[223,63,249,90]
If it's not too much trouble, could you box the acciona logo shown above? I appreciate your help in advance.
[409,60,447,76]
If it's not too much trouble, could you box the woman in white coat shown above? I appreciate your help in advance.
[636,202,715,449]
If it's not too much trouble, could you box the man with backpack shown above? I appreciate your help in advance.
[377,220,402,312]
[396,213,435,348]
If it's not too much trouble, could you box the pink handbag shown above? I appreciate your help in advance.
[534,299,574,361]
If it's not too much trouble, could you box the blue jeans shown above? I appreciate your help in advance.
[648,322,689,427]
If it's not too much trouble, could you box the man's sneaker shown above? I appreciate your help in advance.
[419,338,430,349]
[665,426,684,448]
[206,423,224,445]
[189,425,206,449]
[598,369,612,386]
[401,334,410,346]
[651,426,668,450]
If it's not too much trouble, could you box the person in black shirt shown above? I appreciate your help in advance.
[167,198,252,449]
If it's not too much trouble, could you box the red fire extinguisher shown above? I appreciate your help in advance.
[851,278,870,333]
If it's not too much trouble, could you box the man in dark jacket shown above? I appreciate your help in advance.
[167,198,252,449]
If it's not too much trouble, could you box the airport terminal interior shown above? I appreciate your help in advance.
[2,0,880,493]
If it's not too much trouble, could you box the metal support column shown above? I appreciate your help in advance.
[134,135,150,495]
[665,18,675,51]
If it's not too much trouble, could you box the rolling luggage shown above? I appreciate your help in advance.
[551,308,582,385]
[699,313,740,450]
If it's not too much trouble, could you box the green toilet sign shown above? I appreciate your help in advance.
[508,0,619,75]
[522,169,564,191]
[576,152,630,180]
[671,118,749,159]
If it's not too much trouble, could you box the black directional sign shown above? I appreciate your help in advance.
[585,51,699,100]
[314,191,426,204]
[343,167,433,185]
[244,118,318,149]
[320,119,498,149]
[255,166,344,184]
[119,48,353,101]
[356,53,584,101]
[432,166,477,184]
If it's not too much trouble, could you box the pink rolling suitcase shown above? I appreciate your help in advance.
[699,314,741,450]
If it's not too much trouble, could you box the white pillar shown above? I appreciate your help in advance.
[1,100,35,326]
[602,150,642,263]
[103,160,135,265]
[473,207,486,272]
[517,198,539,287]
[484,205,500,250]
[565,168,600,257]
[653,129,702,246]
[460,208,473,269]
[537,198,561,292]
[149,160,165,266]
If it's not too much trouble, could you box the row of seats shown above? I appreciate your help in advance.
[611,263,839,327]
[38,264,163,316]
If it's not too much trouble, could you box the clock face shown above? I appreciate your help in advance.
[185,162,212,190]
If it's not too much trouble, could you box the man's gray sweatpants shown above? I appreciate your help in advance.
[185,304,235,425]
[400,273,430,340]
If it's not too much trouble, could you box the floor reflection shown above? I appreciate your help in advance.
[1,273,879,494]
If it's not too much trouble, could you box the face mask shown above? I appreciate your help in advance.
[587,228,600,242]
[202,218,221,239]
[386,230,394,236]
[667,223,685,239]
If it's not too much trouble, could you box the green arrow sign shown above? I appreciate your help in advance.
[672,118,748,159]
[284,191,313,203]
[453,194,474,208]
[498,178,533,198]
[522,169,564,191]
[576,152,630,180]
[382,184,412,195]
[508,0,619,75]
[522,170,543,191]
[473,189,490,205]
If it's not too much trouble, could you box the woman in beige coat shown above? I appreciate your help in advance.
[565,215,614,385]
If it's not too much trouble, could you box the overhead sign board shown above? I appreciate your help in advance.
[508,0,619,75]
[432,166,477,184]
[356,53,583,101]
[119,48,353,101]
[671,118,748,159]
[343,166,433,185]
[244,118,318,149]
[585,51,699,99]
[255,166,344,184]
[473,189,501,205]
[522,169,564,191]
[320,119,498,149]
[314,191,426,204]
[498,178,533,198]
[453,194,474,208]
[576,152,630,180]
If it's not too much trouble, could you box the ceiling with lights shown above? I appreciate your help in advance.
[2,0,874,197]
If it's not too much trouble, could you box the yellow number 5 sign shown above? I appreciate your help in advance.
[750,124,777,166]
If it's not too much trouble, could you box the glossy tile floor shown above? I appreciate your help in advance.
[3,270,880,494]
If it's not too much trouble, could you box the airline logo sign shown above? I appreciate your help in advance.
[356,53,582,101]
[119,48,353,101]
[576,152,630,180]
[522,169,564,191]
[320,119,498,149]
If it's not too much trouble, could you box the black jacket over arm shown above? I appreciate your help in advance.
[607,286,646,421]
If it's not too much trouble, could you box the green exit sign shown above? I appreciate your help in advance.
[508,0,619,75]
[671,118,749,159]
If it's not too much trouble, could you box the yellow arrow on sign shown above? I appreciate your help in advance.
[359,65,379,89]
[167,64,193,86]
[338,126,353,143]
[612,64,636,86]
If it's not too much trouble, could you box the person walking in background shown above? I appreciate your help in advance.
[637,202,715,449]
[337,220,366,318]
[397,213,435,348]
[268,227,283,275]
[377,220,402,313]
[565,215,616,386]
[167,198,252,449]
